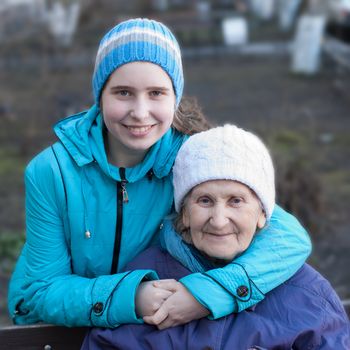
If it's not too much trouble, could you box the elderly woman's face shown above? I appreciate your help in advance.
[182,180,266,262]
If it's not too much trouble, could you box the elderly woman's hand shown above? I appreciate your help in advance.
[143,280,210,329]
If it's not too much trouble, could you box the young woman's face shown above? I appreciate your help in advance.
[101,62,176,165]
[182,180,266,262]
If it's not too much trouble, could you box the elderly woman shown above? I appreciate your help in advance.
[81,125,350,350]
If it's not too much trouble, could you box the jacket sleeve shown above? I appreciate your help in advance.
[8,153,158,328]
[180,205,312,319]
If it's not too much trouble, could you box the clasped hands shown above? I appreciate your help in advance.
[135,279,210,330]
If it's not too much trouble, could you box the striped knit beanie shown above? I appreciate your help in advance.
[173,125,275,220]
[92,18,184,106]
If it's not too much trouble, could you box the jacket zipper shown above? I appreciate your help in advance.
[111,167,128,274]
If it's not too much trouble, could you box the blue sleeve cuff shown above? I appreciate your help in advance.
[205,263,265,313]
[180,263,265,318]
[90,270,158,327]
[108,270,159,326]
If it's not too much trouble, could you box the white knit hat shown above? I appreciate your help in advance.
[173,124,275,220]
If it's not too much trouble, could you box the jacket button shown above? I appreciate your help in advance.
[93,302,104,314]
[236,285,249,297]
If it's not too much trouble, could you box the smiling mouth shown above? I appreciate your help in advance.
[125,125,155,135]
[206,232,233,238]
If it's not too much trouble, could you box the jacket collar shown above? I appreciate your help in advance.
[54,104,187,182]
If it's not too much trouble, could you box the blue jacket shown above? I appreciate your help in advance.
[8,105,311,327]
[82,246,350,350]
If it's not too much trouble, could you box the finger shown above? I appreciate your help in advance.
[152,279,179,292]
[150,290,173,309]
[143,304,169,325]
[152,289,173,300]
[158,290,173,300]
[153,279,177,287]
[157,319,175,330]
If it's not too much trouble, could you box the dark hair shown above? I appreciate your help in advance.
[172,96,212,135]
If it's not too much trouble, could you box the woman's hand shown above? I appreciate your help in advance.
[135,280,174,317]
[143,280,210,329]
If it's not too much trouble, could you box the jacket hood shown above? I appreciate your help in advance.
[54,104,186,182]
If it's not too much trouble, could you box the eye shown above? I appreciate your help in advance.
[150,90,163,97]
[197,196,213,206]
[229,197,243,206]
[117,90,130,97]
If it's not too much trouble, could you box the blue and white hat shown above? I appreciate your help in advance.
[92,18,184,106]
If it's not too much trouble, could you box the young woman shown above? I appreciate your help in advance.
[82,125,350,349]
[8,18,311,328]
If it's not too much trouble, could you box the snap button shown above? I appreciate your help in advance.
[159,223,164,230]
[236,285,249,297]
[93,302,104,314]
[85,231,91,239]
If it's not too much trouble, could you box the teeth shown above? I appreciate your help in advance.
[127,126,152,133]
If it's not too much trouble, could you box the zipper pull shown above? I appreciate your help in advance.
[121,181,129,203]
[119,167,129,203]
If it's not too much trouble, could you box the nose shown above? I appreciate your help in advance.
[209,205,230,230]
[130,97,149,121]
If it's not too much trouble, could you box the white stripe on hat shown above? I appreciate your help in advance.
[95,28,182,69]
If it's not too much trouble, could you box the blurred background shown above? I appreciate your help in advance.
[0,0,350,326]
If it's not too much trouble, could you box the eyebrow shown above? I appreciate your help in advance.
[192,189,250,199]
[109,85,133,91]
[146,86,171,91]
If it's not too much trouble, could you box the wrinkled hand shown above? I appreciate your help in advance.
[135,280,174,318]
[143,280,210,329]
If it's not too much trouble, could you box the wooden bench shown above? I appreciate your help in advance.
[0,324,87,350]
[1,302,349,350]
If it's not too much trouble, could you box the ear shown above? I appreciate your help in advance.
[257,211,267,230]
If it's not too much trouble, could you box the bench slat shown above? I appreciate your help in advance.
[1,303,349,350]
[0,324,87,350]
